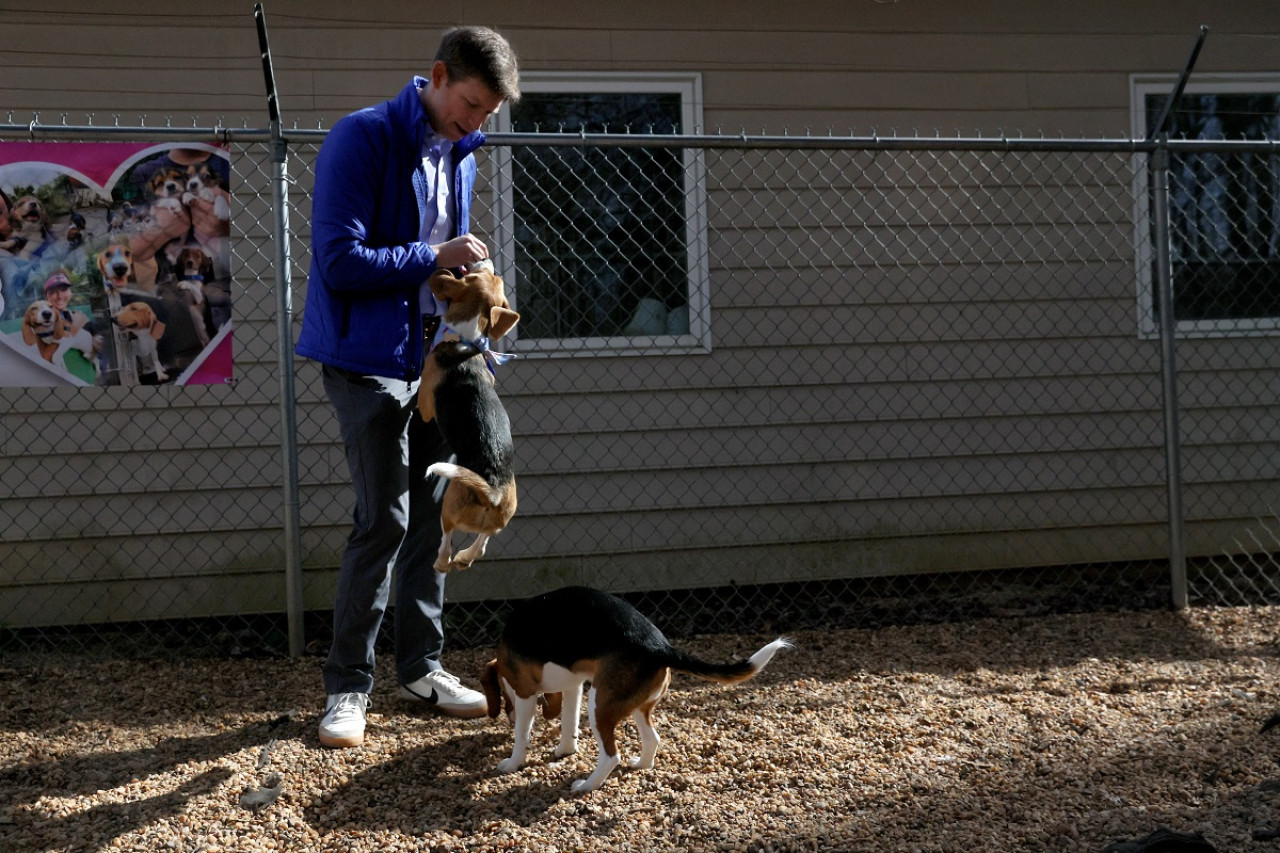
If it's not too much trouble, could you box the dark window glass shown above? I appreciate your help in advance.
[510,93,691,339]
[1148,92,1280,322]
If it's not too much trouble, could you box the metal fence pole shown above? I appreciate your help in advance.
[256,4,305,655]
[1151,136,1188,609]
[1144,26,1206,611]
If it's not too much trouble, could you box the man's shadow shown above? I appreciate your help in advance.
[1,714,286,850]
[13,768,231,853]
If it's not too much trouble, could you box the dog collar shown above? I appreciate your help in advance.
[473,335,516,375]
[439,323,516,375]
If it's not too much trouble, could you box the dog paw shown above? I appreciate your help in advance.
[496,758,522,775]
[449,560,473,572]
[627,756,654,770]
[569,779,597,794]
[552,744,578,760]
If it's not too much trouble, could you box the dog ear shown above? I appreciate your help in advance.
[150,318,166,340]
[480,659,503,718]
[428,269,461,301]
[21,316,36,346]
[487,307,520,340]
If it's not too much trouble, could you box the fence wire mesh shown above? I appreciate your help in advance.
[1,125,1278,659]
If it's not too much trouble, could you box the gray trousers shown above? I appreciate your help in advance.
[321,364,452,696]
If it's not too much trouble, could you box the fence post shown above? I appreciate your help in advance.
[1151,135,1187,609]
[256,3,306,655]
[1145,26,1206,610]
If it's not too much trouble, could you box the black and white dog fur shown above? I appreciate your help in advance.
[481,586,792,793]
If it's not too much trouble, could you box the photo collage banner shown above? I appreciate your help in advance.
[0,142,233,386]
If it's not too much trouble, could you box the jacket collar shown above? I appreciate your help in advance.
[408,75,486,159]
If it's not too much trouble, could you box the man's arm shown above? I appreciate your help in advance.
[309,113,437,294]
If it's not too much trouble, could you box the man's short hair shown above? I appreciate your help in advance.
[436,26,521,104]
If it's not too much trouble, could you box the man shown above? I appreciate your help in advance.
[296,26,520,748]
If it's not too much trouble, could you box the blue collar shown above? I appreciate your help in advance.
[441,326,516,376]
[475,336,516,375]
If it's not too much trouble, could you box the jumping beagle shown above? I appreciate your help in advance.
[481,586,792,793]
[417,261,520,573]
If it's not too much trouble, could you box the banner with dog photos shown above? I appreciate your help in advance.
[0,141,233,386]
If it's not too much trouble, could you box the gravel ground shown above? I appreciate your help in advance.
[5,606,1280,852]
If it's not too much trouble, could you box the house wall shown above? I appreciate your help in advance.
[3,1,1279,627]
[5,1,1272,133]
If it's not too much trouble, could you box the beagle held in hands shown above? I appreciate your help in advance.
[147,167,188,217]
[182,161,231,266]
[418,261,521,573]
[481,586,792,794]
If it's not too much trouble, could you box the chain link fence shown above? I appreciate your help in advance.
[1,122,1278,658]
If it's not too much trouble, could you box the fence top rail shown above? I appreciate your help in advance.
[2,119,1279,155]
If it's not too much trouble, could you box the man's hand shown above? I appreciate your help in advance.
[130,203,191,261]
[431,234,489,270]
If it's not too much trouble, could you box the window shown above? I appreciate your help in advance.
[493,73,710,355]
[1133,74,1280,336]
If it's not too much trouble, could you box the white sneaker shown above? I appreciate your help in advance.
[318,692,370,748]
[399,670,487,719]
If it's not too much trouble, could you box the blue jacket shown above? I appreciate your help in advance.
[296,77,484,379]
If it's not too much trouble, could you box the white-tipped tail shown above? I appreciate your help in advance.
[428,462,464,480]
[428,461,505,506]
[748,637,794,672]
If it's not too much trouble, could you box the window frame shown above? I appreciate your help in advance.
[1131,72,1280,339]
[489,71,712,357]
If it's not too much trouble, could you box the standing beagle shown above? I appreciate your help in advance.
[481,586,792,793]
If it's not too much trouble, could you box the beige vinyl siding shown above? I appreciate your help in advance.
[2,1,1271,132]
[2,0,1279,627]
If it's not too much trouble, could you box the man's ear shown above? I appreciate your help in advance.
[429,59,449,90]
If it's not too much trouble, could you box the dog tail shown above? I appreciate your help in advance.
[663,637,793,685]
[427,461,505,506]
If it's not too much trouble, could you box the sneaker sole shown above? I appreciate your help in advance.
[318,730,364,748]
